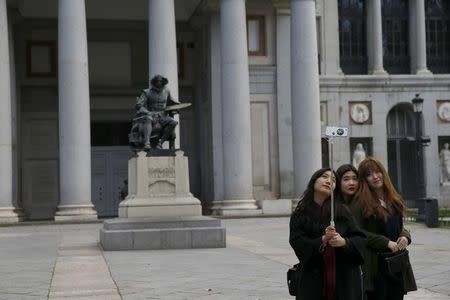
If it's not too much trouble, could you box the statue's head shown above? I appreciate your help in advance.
[150,75,168,90]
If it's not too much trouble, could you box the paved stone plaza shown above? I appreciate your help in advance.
[0,218,449,299]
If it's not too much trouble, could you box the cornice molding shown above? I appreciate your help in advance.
[272,0,290,11]
[203,0,220,12]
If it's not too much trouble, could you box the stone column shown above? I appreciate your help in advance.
[410,0,431,75]
[274,3,294,199]
[0,0,22,222]
[322,0,343,75]
[56,0,97,220]
[148,0,180,148]
[367,0,387,74]
[209,0,259,215]
[290,0,322,195]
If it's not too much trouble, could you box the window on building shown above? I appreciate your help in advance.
[247,15,266,56]
[382,0,410,74]
[338,0,367,74]
[426,0,450,73]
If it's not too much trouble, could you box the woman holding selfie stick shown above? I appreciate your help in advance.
[289,168,365,300]
[351,157,415,300]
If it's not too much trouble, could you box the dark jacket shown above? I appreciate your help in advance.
[350,204,413,293]
[289,200,366,300]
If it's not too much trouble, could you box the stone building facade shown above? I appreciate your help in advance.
[1,0,449,221]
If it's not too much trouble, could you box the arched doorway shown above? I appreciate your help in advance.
[386,103,418,205]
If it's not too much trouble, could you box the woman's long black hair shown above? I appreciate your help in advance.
[294,167,334,213]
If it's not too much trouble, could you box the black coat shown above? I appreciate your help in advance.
[289,200,366,300]
[350,204,415,294]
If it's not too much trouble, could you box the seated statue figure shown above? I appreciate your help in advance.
[129,75,179,150]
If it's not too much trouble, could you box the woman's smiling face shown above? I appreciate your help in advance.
[366,169,384,190]
[314,170,335,196]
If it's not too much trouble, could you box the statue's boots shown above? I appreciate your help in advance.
[160,124,176,147]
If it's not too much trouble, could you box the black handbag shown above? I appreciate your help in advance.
[287,263,302,296]
[379,250,417,292]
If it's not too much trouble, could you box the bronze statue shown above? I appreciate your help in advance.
[129,75,190,150]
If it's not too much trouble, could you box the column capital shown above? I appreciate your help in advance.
[201,0,220,12]
[273,0,290,15]
[272,0,289,10]
[288,0,320,15]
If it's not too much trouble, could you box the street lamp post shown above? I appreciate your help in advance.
[410,94,439,227]
[412,94,427,201]
[411,94,438,227]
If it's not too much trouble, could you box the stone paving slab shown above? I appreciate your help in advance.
[103,218,450,299]
[48,231,121,299]
[0,218,449,299]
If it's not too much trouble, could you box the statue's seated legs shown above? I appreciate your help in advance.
[158,116,178,149]
[129,118,152,150]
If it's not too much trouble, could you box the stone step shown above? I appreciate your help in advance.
[103,216,221,230]
[100,216,226,251]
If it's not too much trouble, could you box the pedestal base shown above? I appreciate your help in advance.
[100,216,226,250]
[54,204,98,221]
[118,196,202,218]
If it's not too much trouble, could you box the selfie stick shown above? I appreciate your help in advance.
[328,137,335,227]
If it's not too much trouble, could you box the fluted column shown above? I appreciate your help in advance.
[290,0,322,195]
[412,0,431,74]
[210,0,259,215]
[274,3,294,199]
[322,0,343,75]
[0,0,22,222]
[56,0,97,220]
[148,0,180,148]
[367,0,387,74]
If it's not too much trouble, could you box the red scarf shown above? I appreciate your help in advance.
[320,241,336,300]
[316,201,336,300]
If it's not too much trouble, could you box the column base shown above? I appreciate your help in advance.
[208,199,262,217]
[369,68,387,75]
[54,204,98,221]
[258,199,293,216]
[416,68,432,76]
[0,207,25,223]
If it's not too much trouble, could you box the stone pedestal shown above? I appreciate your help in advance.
[100,150,225,250]
[118,150,202,217]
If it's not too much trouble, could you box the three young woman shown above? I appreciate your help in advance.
[289,168,365,300]
[290,159,416,300]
